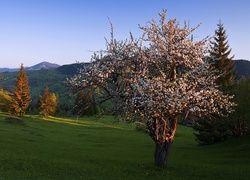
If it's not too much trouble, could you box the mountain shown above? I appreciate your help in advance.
[25,61,60,71]
[0,61,60,72]
[0,68,19,72]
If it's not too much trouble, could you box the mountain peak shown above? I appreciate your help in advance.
[25,62,60,71]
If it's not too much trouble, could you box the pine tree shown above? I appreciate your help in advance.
[39,86,56,117]
[195,21,238,145]
[209,21,236,91]
[10,64,31,116]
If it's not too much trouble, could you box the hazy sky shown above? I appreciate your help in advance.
[0,0,249,68]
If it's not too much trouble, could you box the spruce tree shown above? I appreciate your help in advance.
[11,64,31,116]
[209,21,236,91]
[39,86,56,117]
[194,21,237,145]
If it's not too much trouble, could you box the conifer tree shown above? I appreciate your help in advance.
[72,88,98,116]
[194,22,237,145]
[10,64,31,116]
[39,86,56,117]
[209,21,236,91]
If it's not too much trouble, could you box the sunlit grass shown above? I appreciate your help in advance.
[0,112,249,179]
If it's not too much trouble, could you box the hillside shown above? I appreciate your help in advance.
[0,62,89,115]
[234,59,250,79]
[0,114,250,179]
[0,68,76,114]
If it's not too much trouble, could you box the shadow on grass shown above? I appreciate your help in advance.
[4,117,26,126]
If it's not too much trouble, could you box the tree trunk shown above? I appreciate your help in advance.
[154,140,172,167]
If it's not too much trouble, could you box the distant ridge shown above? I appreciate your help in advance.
[0,61,60,72]
[0,68,19,72]
[1,60,250,80]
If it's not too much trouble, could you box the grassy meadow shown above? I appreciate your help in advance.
[0,112,249,179]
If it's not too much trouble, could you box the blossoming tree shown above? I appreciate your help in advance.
[68,10,235,166]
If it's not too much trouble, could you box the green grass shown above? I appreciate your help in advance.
[0,112,250,179]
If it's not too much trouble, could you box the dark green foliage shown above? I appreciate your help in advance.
[57,63,86,75]
[208,21,236,92]
[10,64,31,116]
[194,117,231,145]
[194,80,250,145]
[228,79,250,136]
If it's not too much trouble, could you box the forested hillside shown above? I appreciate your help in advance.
[0,60,249,115]
[0,63,84,115]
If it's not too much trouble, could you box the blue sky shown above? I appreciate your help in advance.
[0,0,249,68]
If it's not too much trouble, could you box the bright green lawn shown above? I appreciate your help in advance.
[0,112,249,179]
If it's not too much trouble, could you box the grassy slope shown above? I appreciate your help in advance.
[0,113,249,180]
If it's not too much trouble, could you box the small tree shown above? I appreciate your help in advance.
[194,115,232,145]
[72,90,86,116]
[39,86,57,117]
[208,21,236,91]
[51,93,60,115]
[10,64,31,116]
[0,88,13,112]
[68,10,235,166]
[72,88,98,116]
